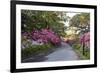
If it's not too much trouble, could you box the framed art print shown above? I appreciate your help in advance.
[10,0,97,72]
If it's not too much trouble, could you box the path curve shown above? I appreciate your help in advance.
[45,42,79,61]
[22,42,79,62]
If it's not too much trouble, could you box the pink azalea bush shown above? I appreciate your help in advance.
[80,32,90,48]
[22,28,61,45]
[31,28,61,45]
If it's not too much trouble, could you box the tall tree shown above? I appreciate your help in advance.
[21,10,68,37]
[69,13,90,33]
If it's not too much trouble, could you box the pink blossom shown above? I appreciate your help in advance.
[31,28,61,45]
[80,32,90,47]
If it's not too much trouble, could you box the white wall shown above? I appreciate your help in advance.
[0,0,99,73]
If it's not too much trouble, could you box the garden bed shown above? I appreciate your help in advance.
[72,43,90,60]
[21,43,61,62]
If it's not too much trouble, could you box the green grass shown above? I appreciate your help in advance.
[22,43,54,59]
[72,43,90,60]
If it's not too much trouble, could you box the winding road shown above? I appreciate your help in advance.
[22,42,79,63]
[45,42,79,61]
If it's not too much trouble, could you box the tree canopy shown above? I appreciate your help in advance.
[21,10,68,37]
[69,13,90,33]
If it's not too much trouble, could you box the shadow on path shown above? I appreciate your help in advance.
[22,42,79,63]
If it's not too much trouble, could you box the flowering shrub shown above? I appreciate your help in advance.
[80,32,90,48]
[22,28,61,45]
[31,28,61,45]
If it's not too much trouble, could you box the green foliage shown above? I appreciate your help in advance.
[21,10,68,37]
[72,44,81,50]
[69,13,90,33]
[22,43,54,59]
[72,43,90,59]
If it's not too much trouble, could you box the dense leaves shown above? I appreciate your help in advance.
[21,10,67,37]
[69,13,90,33]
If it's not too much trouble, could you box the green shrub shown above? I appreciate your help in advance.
[72,43,90,60]
[72,44,81,50]
[22,43,54,59]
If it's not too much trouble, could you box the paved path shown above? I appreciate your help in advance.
[22,42,79,62]
[45,42,79,61]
